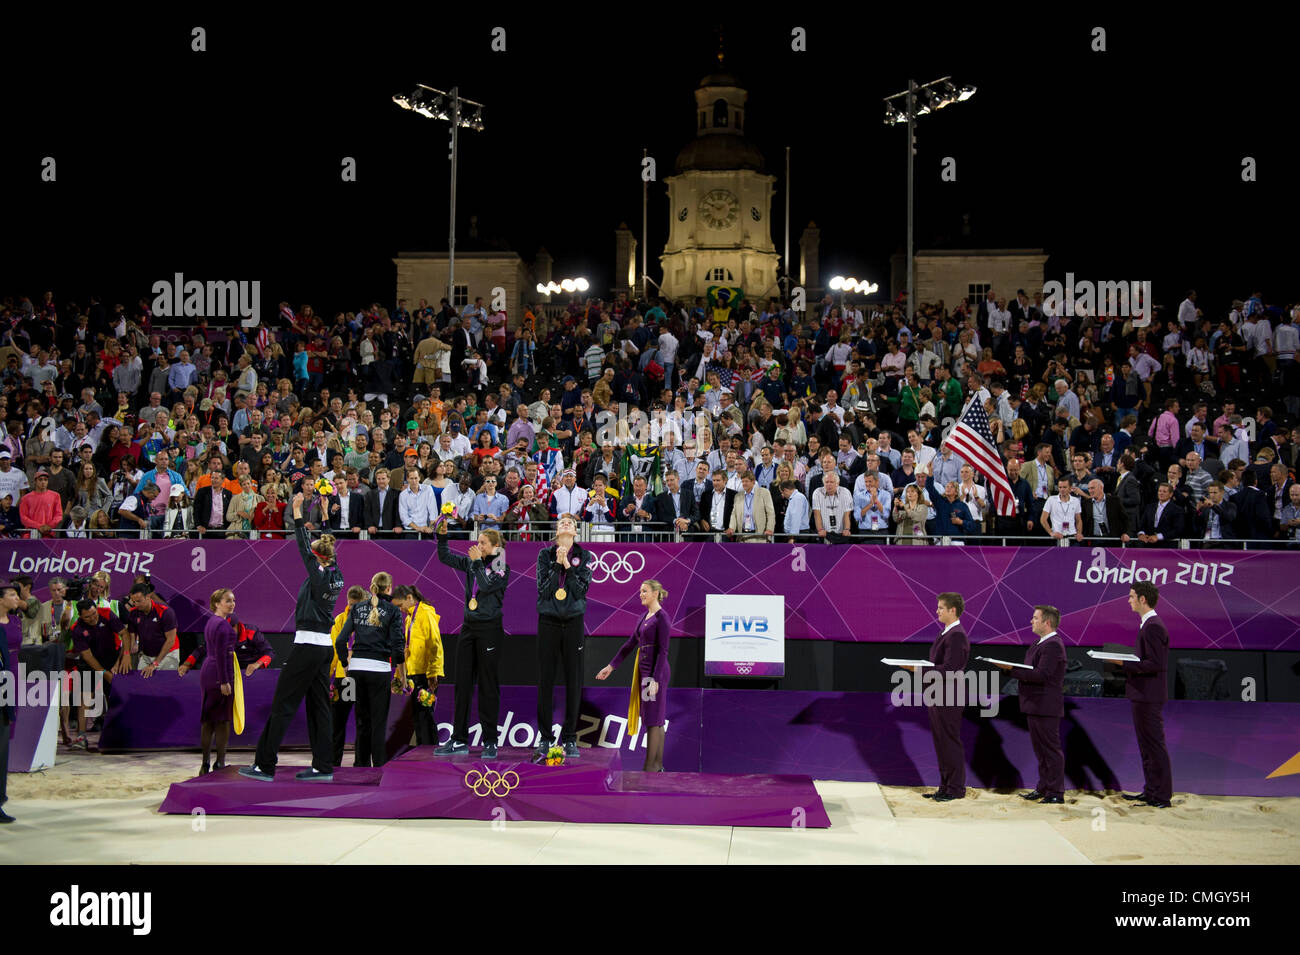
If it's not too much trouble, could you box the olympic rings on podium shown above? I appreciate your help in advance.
[464,768,521,798]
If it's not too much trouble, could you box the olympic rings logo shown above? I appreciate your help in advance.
[464,768,521,798]
[735,664,753,675]
[589,551,646,584]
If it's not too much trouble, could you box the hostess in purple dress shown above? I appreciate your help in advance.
[199,614,238,723]
[608,610,671,727]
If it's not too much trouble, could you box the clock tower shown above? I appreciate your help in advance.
[659,56,779,303]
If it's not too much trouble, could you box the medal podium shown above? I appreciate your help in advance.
[159,745,831,827]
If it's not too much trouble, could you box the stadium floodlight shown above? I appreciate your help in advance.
[536,277,590,296]
[393,83,486,310]
[882,75,976,323]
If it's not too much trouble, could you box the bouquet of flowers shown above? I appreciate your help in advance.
[433,500,455,531]
[391,675,410,695]
[314,478,335,497]
[543,745,564,767]
[416,687,436,708]
[329,680,339,703]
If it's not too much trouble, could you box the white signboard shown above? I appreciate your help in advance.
[704,594,785,677]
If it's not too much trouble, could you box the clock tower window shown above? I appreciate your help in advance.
[712,99,728,128]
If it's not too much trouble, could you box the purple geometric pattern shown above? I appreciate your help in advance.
[7,540,1300,649]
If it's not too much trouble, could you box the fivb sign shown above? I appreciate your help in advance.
[704,594,785,677]
[152,273,262,328]
[1042,275,1153,328]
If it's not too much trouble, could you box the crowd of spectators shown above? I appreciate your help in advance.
[1,284,1297,547]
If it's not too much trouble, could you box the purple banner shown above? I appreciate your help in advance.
[6,540,1300,650]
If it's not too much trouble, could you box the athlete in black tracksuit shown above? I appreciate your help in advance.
[535,518,593,758]
[434,522,509,757]
[242,500,345,782]
[333,585,405,767]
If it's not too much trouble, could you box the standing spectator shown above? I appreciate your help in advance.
[811,470,853,544]
[19,469,63,537]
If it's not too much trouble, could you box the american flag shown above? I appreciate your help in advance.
[255,325,271,356]
[280,303,295,325]
[943,399,1018,517]
[706,363,734,388]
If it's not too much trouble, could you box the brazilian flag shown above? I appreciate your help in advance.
[707,285,743,331]
[619,443,663,495]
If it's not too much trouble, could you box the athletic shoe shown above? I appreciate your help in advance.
[238,765,274,782]
[534,738,553,757]
[73,735,89,751]
[295,768,333,782]
[562,741,581,759]
[433,740,469,756]
[481,744,498,760]
[0,811,15,824]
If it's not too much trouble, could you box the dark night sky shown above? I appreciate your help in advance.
[4,9,1297,319]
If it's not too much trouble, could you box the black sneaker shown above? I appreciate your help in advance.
[295,768,334,782]
[238,765,274,782]
[562,741,581,759]
[433,740,469,756]
[0,810,15,824]
[481,743,499,760]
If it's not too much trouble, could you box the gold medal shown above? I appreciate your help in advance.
[555,588,567,601]
[468,598,478,611]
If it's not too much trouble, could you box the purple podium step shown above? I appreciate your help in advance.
[158,746,831,827]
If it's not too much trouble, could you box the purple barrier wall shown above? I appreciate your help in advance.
[88,675,1300,797]
[7,540,1300,650]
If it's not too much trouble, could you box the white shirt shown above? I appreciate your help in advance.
[337,489,353,530]
[1044,494,1082,534]
[910,444,937,470]
[710,491,726,529]
[1038,629,1058,645]
[941,618,962,636]
[1139,609,1157,629]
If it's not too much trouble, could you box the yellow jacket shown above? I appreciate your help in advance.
[329,609,350,679]
[404,602,444,681]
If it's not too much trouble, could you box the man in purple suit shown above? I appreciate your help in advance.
[997,606,1067,803]
[922,592,969,801]
[1119,582,1173,807]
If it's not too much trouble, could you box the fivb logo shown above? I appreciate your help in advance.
[1042,275,1153,327]
[50,885,151,935]
[720,615,772,636]
[151,273,262,328]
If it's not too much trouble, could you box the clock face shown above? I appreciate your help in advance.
[698,189,739,229]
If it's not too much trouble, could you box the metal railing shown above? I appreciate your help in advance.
[10,525,1298,549]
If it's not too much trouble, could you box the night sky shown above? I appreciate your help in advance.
[4,9,1297,320]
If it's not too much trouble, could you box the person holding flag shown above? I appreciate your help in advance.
[942,397,1018,522]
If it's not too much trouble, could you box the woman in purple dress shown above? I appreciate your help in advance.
[597,579,670,772]
[195,588,238,775]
